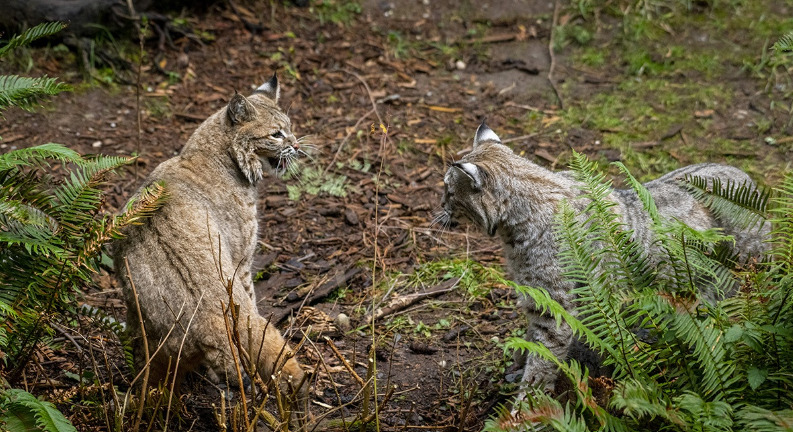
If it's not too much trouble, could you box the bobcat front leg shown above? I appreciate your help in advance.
[519,311,573,393]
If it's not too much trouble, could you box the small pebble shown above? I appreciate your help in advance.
[110,122,117,128]
[92,140,103,148]
[455,60,466,70]
[334,313,351,332]
[344,208,359,225]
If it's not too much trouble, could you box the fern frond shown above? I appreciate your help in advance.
[51,155,134,230]
[682,174,771,231]
[614,162,661,224]
[738,406,793,432]
[611,378,684,426]
[117,181,169,227]
[0,75,71,112]
[0,200,58,232]
[0,22,67,58]
[772,31,793,53]
[0,143,83,171]
[675,392,734,430]
[665,303,737,399]
[768,171,793,274]
[0,388,77,432]
[79,181,167,264]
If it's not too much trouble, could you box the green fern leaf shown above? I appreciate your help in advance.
[0,22,67,58]
[738,406,793,432]
[0,75,72,112]
[682,174,771,231]
[772,31,793,53]
[0,143,83,171]
[0,388,77,432]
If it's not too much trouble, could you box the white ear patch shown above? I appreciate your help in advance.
[257,81,274,92]
[477,128,500,143]
[454,162,482,189]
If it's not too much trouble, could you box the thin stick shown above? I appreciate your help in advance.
[323,337,365,387]
[130,0,143,181]
[323,107,376,175]
[362,277,461,323]
[163,292,204,430]
[547,0,564,109]
[345,70,384,126]
[126,257,150,432]
[220,298,250,430]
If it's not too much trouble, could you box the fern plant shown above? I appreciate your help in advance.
[0,22,71,113]
[0,22,168,385]
[0,145,168,380]
[488,153,793,432]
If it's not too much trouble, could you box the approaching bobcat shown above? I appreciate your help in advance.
[438,121,769,392]
[114,75,307,400]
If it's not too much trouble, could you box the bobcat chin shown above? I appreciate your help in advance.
[114,75,308,406]
[439,121,769,394]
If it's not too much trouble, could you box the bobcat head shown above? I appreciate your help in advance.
[226,74,306,184]
[438,121,526,237]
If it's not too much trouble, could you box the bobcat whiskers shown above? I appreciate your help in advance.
[429,207,454,237]
[295,135,317,161]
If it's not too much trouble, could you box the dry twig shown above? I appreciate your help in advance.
[547,0,564,109]
[363,277,461,323]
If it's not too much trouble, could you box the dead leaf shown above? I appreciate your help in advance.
[535,149,556,163]
[541,116,561,127]
[427,105,462,113]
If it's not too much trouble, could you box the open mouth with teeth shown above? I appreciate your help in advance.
[265,147,299,173]
[267,156,284,170]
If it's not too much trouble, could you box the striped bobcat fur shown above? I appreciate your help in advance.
[114,75,307,400]
[438,122,769,392]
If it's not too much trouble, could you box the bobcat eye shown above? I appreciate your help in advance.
[271,131,285,139]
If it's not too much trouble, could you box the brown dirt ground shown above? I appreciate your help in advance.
[1,0,791,430]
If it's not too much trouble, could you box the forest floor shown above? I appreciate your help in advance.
[1,0,792,430]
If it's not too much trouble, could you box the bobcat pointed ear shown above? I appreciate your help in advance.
[227,92,257,125]
[452,162,482,189]
[474,120,501,148]
[254,73,280,103]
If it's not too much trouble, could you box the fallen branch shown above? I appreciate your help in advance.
[362,277,461,323]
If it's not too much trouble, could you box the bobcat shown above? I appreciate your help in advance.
[114,75,307,402]
[438,121,769,393]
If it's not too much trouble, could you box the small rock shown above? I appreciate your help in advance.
[284,258,305,270]
[344,208,359,225]
[455,60,466,70]
[91,140,103,148]
[505,372,522,383]
[286,291,300,302]
[334,313,351,332]
[408,341,438,355]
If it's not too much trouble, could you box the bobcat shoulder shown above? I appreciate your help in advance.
[113,75,307,400]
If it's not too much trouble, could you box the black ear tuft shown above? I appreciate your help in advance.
[253,73,280,103]
[474,121,501,148]
[227,93,257,125]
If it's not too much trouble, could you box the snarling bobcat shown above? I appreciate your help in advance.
[438,121,769,392]
[114,75,307,401]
